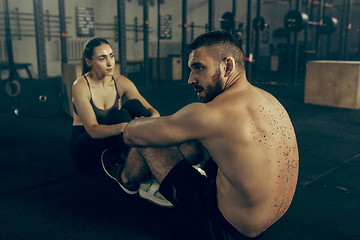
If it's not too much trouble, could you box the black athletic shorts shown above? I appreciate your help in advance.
[159,159,265,240]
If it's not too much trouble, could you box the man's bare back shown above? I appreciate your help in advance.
[119,30,299,239]
[202,80,299,236]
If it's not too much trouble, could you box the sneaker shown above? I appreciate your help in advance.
[139,178,173,208]
[101,149,139,194]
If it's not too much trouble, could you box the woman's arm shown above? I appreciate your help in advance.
[72,77,127,139]
[116,75,160,118]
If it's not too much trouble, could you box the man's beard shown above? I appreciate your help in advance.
[198,69,224,103]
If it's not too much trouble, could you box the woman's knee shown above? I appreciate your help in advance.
[122,99,150,118]
[106,109,132,124]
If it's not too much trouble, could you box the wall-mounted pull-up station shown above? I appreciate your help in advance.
[117,0,127,77]
[1,0,359,119]
[33,0,47,80]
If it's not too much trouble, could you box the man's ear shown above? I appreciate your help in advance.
[223,57,235,77]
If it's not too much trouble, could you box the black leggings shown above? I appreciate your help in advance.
[69,99,150,170]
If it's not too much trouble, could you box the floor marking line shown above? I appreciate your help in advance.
[299,153,360,188]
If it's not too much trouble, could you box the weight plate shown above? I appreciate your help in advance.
[320,16,338,34]
[284,10,308,32]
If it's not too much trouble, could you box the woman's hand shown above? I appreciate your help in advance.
[119,122,129,132]
[149,108,160,118]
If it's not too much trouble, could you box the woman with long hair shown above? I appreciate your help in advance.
[69,37,159,173]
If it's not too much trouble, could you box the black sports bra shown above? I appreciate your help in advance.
[73,75,120,123]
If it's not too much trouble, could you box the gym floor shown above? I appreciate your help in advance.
[0,76,359,240]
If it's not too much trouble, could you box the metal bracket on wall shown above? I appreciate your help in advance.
[117,0,127,76]
[33,0,47,80]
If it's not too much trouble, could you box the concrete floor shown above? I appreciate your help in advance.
[0,77,359,240]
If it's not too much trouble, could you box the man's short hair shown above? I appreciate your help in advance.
[188,30,245,73]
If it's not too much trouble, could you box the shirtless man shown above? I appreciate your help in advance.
[104,30,299,239]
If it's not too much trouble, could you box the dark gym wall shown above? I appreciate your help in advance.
[0,0,359,79]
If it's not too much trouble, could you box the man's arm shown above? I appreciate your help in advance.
[123,102,219,147]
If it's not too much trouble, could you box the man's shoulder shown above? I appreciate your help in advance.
[211,88,251,110]
[175,102,223,127]
[226,86,281,109]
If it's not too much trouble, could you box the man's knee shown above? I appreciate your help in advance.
[179,141,203,165]
[136,146,183,183]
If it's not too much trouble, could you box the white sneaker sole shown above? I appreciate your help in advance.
[139,180,173,208]
[101,149,139,195]
[139,188,174,208]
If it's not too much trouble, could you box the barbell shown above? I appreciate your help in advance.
[284,10,338,34]
[220,12,269,32]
